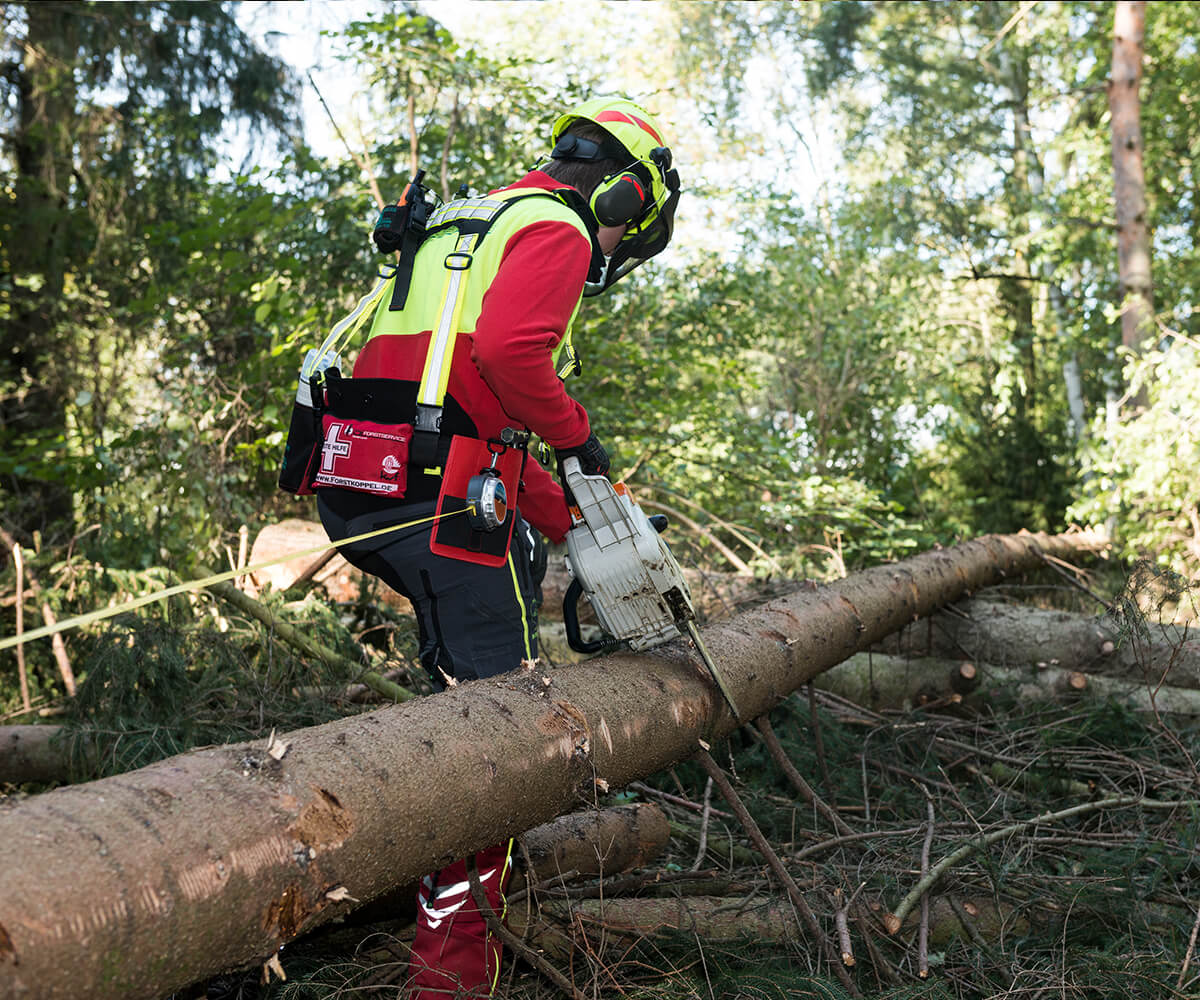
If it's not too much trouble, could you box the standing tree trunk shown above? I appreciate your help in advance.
[2,2,80,536]
[1109,0,1154,366]
[0,530,1104,1000]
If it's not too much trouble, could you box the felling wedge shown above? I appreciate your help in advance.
[560,456,743,721]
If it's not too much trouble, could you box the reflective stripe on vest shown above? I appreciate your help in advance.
[367,187,590,419]
[303,270,394,379]
[418,231,479,410]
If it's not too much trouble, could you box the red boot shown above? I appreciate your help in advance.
[407,842,513,999]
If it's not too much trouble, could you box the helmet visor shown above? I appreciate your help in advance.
[583,184,679,297]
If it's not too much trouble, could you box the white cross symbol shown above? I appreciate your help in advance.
[321,422,353,472]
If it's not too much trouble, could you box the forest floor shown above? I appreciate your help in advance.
[6,560,1199,1000]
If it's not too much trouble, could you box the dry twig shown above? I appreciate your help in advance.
[465,855,586,1000]
[885,795,1200,932]
[695,746,861,997]
[691,776,714,872]
[757,713,855,837]
[918,789,935,978]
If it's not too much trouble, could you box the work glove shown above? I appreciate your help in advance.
[557,432,610,478]
[557,432,610,509]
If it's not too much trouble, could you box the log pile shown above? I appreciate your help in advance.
[5,529,1149,1000]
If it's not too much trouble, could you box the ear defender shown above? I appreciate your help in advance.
[591,171,649,227]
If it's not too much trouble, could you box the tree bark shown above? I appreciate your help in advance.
[0,725,94,785]
[816,652,1200,717]
[0,529,1103,1000]
[246,518,369,604]
[517,802,670,880]
[876,598,1200,687]
[517,892,1032,957]
[1109,0,1154,362]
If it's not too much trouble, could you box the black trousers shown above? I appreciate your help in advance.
[317,491,543,689]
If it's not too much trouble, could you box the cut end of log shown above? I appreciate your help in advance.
[883,912,902,935]
[950,660,979,695]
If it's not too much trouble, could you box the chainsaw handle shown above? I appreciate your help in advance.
[563,577,610,654]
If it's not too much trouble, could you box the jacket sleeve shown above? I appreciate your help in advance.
[517,457,573,544]
[470,218,594,450]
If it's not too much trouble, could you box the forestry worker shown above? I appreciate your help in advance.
[313,97,681,999]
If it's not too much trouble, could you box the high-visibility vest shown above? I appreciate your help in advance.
[301,185,595,469]
[363,187,592,462]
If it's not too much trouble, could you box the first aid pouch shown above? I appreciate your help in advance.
[312,417,413,497]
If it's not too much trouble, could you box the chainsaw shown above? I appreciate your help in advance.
[560,457,742,721]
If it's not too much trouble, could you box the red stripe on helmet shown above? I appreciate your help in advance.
[595,109,663,146]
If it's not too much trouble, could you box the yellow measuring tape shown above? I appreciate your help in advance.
[0,507,470,652]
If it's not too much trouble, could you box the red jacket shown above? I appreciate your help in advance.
[353,171,593,543]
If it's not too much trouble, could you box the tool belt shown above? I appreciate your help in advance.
[279,370,467,503]
[280,369,527,570]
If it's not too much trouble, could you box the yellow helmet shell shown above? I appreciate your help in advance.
[551,97,672,210]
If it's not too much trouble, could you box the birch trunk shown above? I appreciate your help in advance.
[0,529,1103,1000]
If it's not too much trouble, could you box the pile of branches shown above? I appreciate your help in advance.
[214,678,1200,1000]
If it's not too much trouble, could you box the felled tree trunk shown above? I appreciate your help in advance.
[0,530,1102,1000]
[518,801,670,880]
[517,893,1033,958]
[315,802,671,928]
[0,725,94,785]
[246,517,388,607]
[878,599,1200,687]
[817,652,1200,717]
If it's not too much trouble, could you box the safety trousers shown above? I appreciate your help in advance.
[316,494,543,687]
[408,841,514,999]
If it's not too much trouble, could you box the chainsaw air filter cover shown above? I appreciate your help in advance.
[562,457,696,651]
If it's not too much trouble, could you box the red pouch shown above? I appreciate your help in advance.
[312,417,412,496]
[430,435,524,567]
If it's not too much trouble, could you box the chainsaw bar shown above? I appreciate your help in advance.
[683,619,742,722]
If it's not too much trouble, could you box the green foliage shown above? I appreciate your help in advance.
[337,8,578,200]
[664,0,1200,550]
[0,1,301,541]
[60,592,385,777]
[4,0,1198,584]
[1070,341,1200,576]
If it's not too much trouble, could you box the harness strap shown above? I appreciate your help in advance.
[302,270,394,380]
[387,223,429,312]
[305,187,592,469]
[410,188,588,466]
[412,230,479,466]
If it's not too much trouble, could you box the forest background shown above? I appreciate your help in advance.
[5,0,1200,601]
[2,1,1200,997]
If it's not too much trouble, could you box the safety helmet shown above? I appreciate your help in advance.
[550,96,682,295]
